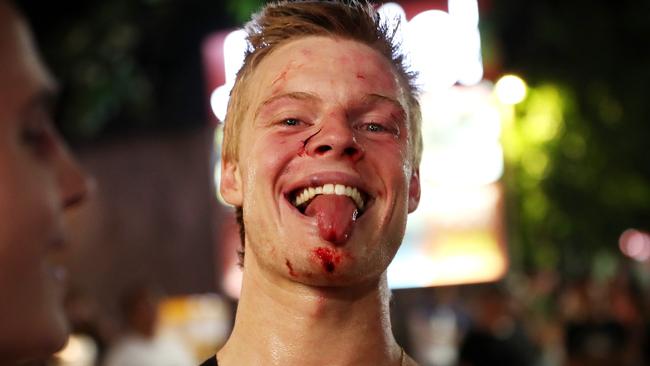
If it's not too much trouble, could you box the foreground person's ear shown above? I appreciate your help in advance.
[220,159,243,206]
[408,168,420,213]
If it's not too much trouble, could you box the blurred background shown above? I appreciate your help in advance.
[16,0,650,365]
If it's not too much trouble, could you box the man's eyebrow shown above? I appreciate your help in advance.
[360,94,407,117]
[255,91,321,118]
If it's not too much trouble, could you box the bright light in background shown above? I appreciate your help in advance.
[402,0,483,91]
[406,10,461,90]
[210,29,247,122]
[495,74,528,105]
[619,229,650,262]
[159,294,232,358]
[448,0,483,86]
[376,2,407,56]
[418,84,503,187]
[402,0,483,90]
[389,184,507,288]
[417,173,501,221]
[53,335,98,366]
[388,81,507,288]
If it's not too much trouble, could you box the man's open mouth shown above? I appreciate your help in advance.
[289,184,369,215]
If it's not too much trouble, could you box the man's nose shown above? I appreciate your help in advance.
[306,117,364,162]
[57,145,93,209]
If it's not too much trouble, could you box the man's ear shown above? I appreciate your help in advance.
[220,158,243,206]
[408,168,421,213]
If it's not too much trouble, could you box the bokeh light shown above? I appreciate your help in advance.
[495,74,528,105]
[619,229,650,262]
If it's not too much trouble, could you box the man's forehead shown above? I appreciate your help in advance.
[248,36,405,108]
[258,36,391,77]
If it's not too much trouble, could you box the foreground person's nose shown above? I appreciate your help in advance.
[307,119,364,163]
[57,147,92,209]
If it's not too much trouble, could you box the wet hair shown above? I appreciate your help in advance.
[223,0,422,262]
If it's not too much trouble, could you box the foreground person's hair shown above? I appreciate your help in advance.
[222,0,422,260]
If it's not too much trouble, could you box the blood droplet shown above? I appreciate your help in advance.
[313,247,342,273]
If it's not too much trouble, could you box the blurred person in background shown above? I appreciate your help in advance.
[0,0,90,363]
[103,284,195,366]
[560,277,627,366]
[458,284,537,366]
[204,0,422,365]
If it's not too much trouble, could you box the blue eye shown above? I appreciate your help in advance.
[366,123,386,132]
[284,118,300,126]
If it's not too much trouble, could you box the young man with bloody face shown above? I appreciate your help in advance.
[209,1,422,365]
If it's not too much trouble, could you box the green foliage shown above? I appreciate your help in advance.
[25,0,234,143]
[491,0,650,276]
[227,0,265,23]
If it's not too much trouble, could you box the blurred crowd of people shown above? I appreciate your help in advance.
[401,264,650,366]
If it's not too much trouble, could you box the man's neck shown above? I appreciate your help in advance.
[217,255,403,366]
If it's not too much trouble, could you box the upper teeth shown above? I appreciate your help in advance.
[294,184,365,210]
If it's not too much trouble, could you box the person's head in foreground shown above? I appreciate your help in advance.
[0,0,90,363]
[217,0,422,365]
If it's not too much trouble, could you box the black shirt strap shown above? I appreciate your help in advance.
[199,355,218,366]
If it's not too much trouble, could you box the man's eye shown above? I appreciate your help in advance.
[283,118,300,126]
[22,127,55,156]
[366,123,386,133]
[21,111,57,156]
[22,128,47,145]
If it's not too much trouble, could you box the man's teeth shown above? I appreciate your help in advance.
[294,184,365,210]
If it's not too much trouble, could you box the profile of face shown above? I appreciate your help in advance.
[0,2,89,361]
[221,36,420,287]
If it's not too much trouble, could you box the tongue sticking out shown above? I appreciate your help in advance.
[304,195,358,245]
